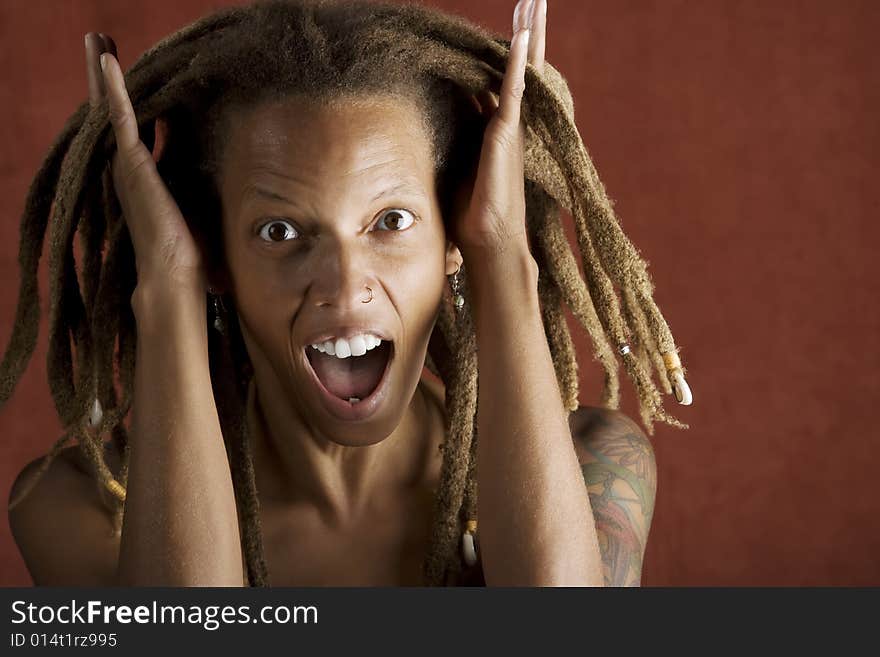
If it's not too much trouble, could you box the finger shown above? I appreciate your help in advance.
[512,0,535,34]
[85,33,107,108]
[95,33,165,164]
[527,0,547,74]
[496,1,532,129]
[100,52,141,153]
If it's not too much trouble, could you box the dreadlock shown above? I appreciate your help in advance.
[1,0,690,587]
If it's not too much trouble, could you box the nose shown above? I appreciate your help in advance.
[306,237,375,310]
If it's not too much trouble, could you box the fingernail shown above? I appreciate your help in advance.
[100,53,107,72]
[513,0,534,32]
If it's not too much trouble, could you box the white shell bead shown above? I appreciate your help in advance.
[671,371,693,405]
[89,398,103,428]
[462,531,477,567]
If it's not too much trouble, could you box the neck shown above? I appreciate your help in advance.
[246,373,433,527]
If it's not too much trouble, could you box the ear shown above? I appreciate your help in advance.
[445,240,463,276]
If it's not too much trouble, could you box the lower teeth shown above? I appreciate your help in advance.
[348,397,361,403]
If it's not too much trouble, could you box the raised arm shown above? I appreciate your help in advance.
[456,0,603,585]
[96,34,243,586]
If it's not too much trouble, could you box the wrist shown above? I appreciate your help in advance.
[461,241,539,303]
[132,279,207,332]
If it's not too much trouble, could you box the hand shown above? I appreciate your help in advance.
[86,32,205,290]
[453,0,547,260]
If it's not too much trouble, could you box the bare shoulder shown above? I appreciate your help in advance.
[568,405,657,587]
[568,405,656,522]
[7,441,123,586]
[570,406,654,467]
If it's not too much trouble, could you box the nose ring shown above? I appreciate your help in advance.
[362,286,373,303]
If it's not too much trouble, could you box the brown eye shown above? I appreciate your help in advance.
[258,220,298,243]
[375,209,416,232]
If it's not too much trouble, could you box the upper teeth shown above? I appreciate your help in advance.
[309,333,383,359]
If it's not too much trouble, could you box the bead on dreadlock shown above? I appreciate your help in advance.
[662,351,693,405]
[89,397,103,428]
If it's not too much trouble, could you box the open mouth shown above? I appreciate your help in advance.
[304,340,394,405]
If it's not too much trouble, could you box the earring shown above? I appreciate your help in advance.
[449,264,464,314]
[209,290,226,335]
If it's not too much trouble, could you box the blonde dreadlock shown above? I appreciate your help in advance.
[1,0,690,587]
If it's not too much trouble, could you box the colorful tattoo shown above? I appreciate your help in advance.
[573,409,657,587]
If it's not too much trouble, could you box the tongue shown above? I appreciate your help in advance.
[308,342,390,400]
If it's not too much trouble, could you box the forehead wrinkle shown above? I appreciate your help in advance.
[243,135,419,184]
[240,115,425,175]
[237,165,316,215]
[337,136,435,202]
[253,146,428,202]
[237,166,430,224]
[227,101,436,218]
[338,132,425,173]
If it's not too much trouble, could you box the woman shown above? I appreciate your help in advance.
[3,0,691,586]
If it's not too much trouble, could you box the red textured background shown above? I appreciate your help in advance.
[1,0,877,586]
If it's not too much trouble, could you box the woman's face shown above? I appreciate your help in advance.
[216,93,461,446]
